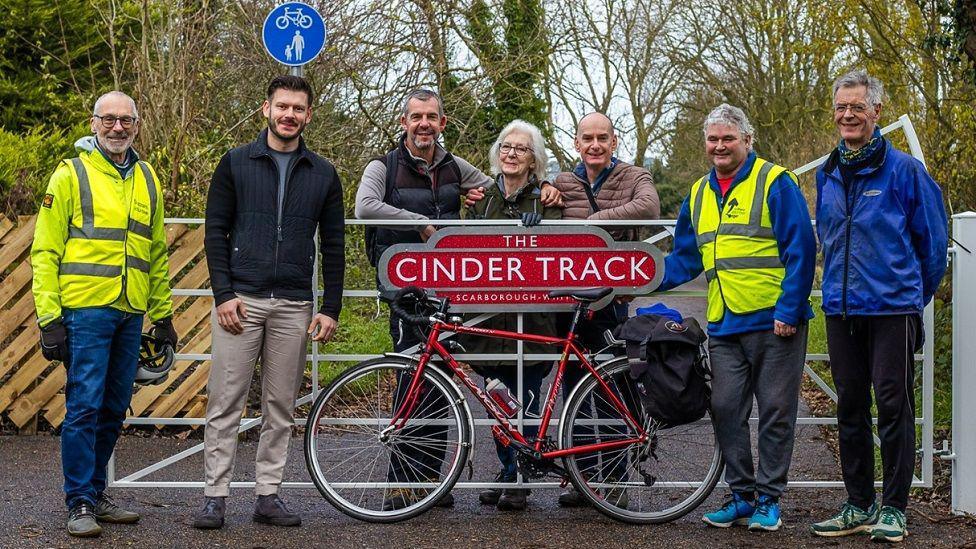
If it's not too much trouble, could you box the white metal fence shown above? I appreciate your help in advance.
[110,115,942,495]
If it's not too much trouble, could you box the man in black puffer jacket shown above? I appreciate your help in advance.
[193,75,344,530]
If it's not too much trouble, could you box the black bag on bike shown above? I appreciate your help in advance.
[613,314,710,426]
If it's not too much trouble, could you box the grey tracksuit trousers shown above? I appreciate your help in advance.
[708,325,808,498]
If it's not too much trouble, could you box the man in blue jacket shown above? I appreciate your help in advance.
[657,104,816,532]
[810,70,948,543]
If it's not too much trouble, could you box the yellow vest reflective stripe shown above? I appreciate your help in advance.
[689,158,788,323]
[57,157,157,311]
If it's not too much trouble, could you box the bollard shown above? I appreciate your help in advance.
[952,212,976,514]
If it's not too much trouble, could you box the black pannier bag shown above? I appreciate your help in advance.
[613,314,711,426]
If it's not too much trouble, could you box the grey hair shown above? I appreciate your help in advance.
[399,88,444,118]
[488,119,549,182]
[832,69,885,107]
[703,103,755,149]
[93,91,138,119]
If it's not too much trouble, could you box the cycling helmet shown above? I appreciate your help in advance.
[135,333,175,386]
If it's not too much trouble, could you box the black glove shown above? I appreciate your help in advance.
[152,317,179,349]
[521,211,543,227]
[40,319,69,362]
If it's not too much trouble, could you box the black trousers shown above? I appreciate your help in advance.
[826,314,921,512]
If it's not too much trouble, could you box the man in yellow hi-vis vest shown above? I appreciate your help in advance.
[655,104,816,532]
[30,91,178,538]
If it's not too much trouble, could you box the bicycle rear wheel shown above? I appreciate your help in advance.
[304,357,470,523]
[560,358,723,524]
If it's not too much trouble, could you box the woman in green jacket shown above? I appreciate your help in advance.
[465,120,561,511]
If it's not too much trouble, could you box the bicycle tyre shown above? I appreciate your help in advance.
[304,357,471,523]
[560,357,723,524]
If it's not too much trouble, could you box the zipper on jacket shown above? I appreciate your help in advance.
[712,189,729,314]
[117,171,138,308]
[840,173,862,319]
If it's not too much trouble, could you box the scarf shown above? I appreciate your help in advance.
[838,127,883,166]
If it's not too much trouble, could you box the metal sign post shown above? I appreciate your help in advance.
[952,212,976,514]
[262,2,326,75]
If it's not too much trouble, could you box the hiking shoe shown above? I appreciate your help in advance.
[870,506,907,543]
[702,492,755,528]
[94,494,140,524]
[748,494,783,531]
[497,488,528,511]
[67,502,102,538]
[253,494,301,527]
[192,497,226,529]
[479,470,515,505]
[382,488,416,511]
[811,501,880,537]
[558,486,589,507]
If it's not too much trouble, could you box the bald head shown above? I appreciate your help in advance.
[93,91,138,119]
[574,112,618,175]
[576,112,615,138]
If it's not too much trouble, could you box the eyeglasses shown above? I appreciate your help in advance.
[833,103,871,114]
[93,114,138,129]
[499,143,533,158]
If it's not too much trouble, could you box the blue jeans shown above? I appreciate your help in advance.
[61,307,143,508]
[485,366,546,478]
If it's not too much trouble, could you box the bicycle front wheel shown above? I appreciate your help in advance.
[560,358,723,524]
[304,357,471,523]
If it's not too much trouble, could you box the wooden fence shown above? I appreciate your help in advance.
[0,214,215,431]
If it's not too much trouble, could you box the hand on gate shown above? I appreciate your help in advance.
[308,313,337,342]
[217,297,247,335]
[773,320,796,337]
[419,225,436,242]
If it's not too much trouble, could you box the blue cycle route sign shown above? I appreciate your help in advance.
[262,2,326,67]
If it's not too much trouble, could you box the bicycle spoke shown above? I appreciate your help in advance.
[305,359,468,522]
[560,359,722,524]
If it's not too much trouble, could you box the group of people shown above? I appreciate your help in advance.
[29,69,947,544]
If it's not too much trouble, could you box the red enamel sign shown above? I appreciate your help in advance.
[377,226,664,311]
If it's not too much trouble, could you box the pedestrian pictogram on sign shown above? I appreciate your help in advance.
[262,2,326,67]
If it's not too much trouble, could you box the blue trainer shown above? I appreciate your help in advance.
[702,492,755,528]
[748,494,783,531]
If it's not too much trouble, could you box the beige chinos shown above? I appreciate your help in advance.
[203,294,312,497]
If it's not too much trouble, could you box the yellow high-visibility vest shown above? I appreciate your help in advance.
[688,157,792,323]
[31,146,173,325]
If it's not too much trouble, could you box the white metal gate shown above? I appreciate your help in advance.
[110,115,939,493]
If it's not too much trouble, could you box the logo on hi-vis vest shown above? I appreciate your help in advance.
[42,194,55,209]
[132,201,149,216]
[725,197,745,219]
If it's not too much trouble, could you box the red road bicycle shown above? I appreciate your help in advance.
[304,286,722,523]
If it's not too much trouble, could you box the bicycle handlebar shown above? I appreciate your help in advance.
[390,286,441,326]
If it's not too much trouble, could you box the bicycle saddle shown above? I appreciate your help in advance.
[547,287,613,303]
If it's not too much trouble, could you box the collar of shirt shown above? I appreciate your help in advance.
[573,156,618,194]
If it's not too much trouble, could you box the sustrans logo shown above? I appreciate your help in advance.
[664,320,687,333]
[725,197,745,219]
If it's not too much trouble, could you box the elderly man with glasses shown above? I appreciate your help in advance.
[810,70,948,543]
[31,91,177,537]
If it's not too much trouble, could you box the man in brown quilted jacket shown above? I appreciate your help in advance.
[553,112,660,506]
[552,112,660,240]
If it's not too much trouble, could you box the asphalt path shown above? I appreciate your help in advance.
[3,278,975,547]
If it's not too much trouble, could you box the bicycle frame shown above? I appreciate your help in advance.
[386,311,649,461]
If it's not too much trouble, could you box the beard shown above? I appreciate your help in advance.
[97,131,133,156]
[268,115,305,142]
[409,132,437,151]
